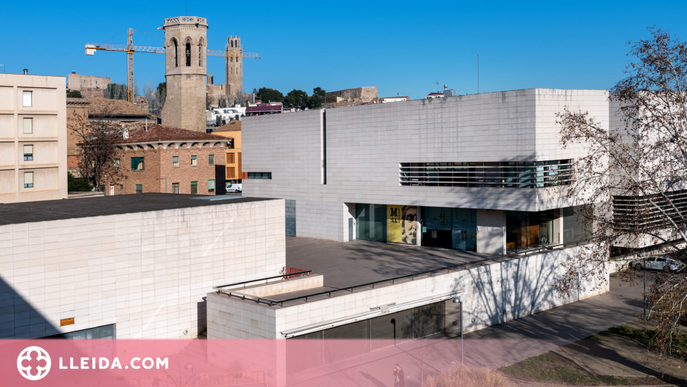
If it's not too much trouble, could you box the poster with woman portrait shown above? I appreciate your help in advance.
[388,205,417,244]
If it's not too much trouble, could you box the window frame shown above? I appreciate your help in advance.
[24,171,34,188]
[131,156,145,171]
[208,154,214,165]
[190,181,198,194]
[208,179,215,193]
[22,91,32,107]
[172,182,180,194]
[135,184,143,194]
[172,156,179,167]
[23,144,33,161]
[23,117,33,134]
[191,155,198,167]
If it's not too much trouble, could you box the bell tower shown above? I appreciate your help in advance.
[161,16,208,132]
[225,36,243,103]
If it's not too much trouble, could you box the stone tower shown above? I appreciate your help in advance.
[225,36,243,102]
[161,16,208,132]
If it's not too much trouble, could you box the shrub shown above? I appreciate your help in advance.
[423,364,511,387]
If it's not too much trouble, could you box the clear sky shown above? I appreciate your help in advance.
[2,0,687,99]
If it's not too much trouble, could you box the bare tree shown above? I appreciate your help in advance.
[70,102,125,191]
[402,304,443,384]
[142,79,160,116]
[556,27,687,355]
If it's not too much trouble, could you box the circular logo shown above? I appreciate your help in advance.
[17,346,51,381]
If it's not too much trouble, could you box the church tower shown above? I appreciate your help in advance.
[225,36,243,103]
[161,16,208,132]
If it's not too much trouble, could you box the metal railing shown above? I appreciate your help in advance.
[214,271,312,290]
[215,240,592,308]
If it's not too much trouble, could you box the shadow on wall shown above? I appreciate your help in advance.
[0,276,60,339]
[463,254,559,332]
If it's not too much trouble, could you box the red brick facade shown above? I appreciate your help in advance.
[105,125,227,196]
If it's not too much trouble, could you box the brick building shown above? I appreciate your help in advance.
[109,125,227,196]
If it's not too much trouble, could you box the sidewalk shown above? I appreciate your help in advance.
[287,274,647,387]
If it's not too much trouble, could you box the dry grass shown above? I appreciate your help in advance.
[423,364,511,387]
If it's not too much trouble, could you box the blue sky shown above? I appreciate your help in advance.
[2,1,687,99]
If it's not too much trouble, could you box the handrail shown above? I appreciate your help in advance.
[213,271,312,290]
[217,240,593,307]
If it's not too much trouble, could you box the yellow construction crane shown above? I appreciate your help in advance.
[85,28,260,103]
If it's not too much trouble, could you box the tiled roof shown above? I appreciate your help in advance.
[116,125,228,144]
[215,120,242,132]
[85,97,150,116]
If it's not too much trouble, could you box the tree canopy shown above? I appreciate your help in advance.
[283,89,309,108]
[256,87,284,103]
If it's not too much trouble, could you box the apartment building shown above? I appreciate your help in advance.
[213,120,242,190]
[0,73,67,203]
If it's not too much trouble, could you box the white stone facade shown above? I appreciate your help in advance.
[0,199,285,339]
[207,244,608,340]
[242,89,609,249]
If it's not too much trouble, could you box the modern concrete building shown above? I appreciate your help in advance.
[0,194,285,339]
[242,88,608,254]
[0,73,67,203]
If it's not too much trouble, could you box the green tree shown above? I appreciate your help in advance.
[66,90,83,98]
[256,87,284,103]
[105,83,128,100]
[67,172,93,192]
[156,82,167,109]
[308,87,326,109]
[283,89,309,108]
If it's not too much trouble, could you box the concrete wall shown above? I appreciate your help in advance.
[0,73,67,203]
[243,89,609,241]
[0,199,286,339]
[207,244,608,339]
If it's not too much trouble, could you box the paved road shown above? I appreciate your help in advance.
[287,274,647,387]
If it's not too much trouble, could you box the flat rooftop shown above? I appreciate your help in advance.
[286,237,493,288]
[0,194,276,226]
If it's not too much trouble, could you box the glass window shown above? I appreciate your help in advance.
[190,181,198,194]
[208,179,215,192]
[131,157,144,171]
[24,171,33,188]
[135,184,142,194]
[506,210,558,251]
[23,145,33,161]
[114,159,120,167]
[247,172,272,179]
[355,204,387,242]
[172,183,180,194]
[208,154,214,165]
[22,91,32,107]
[23,118,32,134]
[172,156,179,167]
[191,155,197,166]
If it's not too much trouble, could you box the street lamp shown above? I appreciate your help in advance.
[452,297,464,364]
